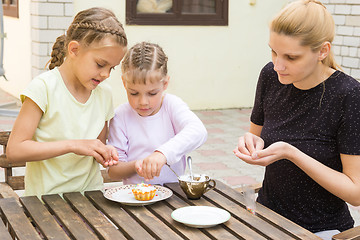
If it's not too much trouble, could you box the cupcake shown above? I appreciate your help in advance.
[132,183,157,201]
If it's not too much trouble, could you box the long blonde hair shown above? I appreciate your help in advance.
[121,42,168,84]
[270,0,340,70]
[48,7,127,70]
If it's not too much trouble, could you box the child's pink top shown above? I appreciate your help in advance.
[108,93,207,185]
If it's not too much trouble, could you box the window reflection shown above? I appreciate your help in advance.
[136,0,216,14]
[183,0,215,14]
[136,0,173,13]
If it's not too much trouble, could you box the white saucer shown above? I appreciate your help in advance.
[171,206,231,228]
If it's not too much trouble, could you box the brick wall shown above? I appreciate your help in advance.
[323,0,360,80]
[30,0,74,78]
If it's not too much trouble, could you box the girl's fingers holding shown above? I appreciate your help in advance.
[142,163,152,180]
[110,148,119,161]
[151,164,157,178]
[92,152,105,165]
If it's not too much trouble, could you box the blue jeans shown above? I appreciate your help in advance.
[315,230,340,240]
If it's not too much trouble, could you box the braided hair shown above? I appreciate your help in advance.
[48,7,127,70]
[121,42,168,84]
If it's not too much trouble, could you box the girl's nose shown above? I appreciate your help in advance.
[100,69,110,79]
[139,95,148,105]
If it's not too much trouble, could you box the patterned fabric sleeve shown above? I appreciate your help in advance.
[337,85,360,155]
[250,62,272,126]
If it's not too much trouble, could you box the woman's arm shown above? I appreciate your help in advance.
[241,140,360,206]
[249,122,262,136]
[7,97,113,165]
[289,147,360,206]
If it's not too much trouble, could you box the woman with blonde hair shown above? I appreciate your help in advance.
[234,1,360,239]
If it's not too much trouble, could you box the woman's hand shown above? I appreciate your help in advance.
[234,132,294,166]
[242,141,293,166]
[233,132,264,159]
[135,151,167,181]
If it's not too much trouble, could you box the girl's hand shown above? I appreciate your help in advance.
[71,139,116,167]
[103,145,119,167]
[135,151,167,181]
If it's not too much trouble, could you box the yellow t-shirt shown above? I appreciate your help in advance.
[20,68,114,199]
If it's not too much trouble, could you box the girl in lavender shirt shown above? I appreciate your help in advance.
[107,42,207,185]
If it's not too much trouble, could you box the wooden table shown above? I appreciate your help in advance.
[0,180,320,240]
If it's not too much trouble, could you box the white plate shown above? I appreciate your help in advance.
[171,206,231,228]
[104,185,173,206]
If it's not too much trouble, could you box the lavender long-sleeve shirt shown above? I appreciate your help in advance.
[108,93,207,185]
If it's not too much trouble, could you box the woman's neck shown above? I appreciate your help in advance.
[293,63,336,90]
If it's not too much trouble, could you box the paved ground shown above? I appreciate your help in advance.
[0,88,358,226]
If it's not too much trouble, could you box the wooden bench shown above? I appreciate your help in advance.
[332,226,360,240]
[0,131,117,200]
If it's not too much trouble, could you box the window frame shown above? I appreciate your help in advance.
[2,0,19,18]
[126,0,228,26]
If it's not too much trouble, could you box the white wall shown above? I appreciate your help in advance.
[2,1,359,110]
[75,0,288,109]
[0,0,288,109]
[1,0,32,99]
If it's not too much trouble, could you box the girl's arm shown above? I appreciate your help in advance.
[97,122,119,166]
[7,97,113,165]
[155,97,207,165]
[97,122,108,144]
[108,161,137,181]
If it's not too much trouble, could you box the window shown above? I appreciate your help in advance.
[2,0,19,18]
[126,0,228,26]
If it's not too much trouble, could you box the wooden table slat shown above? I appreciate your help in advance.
[165,183,273,240]
[203,185,294,239]
[159,192,245,240]
[120,202,184,240]
[20,196,70,240]
[85,190,155,239]
[0,212,12,240]
[164,194,239,240]
[0,180,323,240]
[42,194,98,240]
[214,180,321,240]
[63,192,127,240]
[145,194,213,240]
[0,198,42,240]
